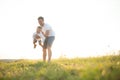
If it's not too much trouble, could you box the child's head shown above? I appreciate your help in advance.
[36,26,42,33]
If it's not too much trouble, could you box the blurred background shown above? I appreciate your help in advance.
[0,0,120,59]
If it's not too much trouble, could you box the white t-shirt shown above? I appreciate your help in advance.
[33,32,45,42]
[42,23,55,37]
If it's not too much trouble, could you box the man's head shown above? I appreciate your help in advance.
[38,16,44,26]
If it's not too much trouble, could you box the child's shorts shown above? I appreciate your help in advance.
[33,39,41,44]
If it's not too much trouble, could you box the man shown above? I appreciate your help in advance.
[38,16,55,62]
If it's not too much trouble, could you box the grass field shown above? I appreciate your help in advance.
[0,55,120,80]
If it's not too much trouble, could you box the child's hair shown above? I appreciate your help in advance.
[37,26,42,29]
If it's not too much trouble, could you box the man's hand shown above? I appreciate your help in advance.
[42,31,49,37]
[42,32,48,37]
[45,30,49,37]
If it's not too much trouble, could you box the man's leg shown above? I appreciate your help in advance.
[48,47,52,62]
[43,38,47,62]
[43,48,47,62]
[47,37,55,62]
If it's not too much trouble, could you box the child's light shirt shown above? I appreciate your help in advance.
[33,32,45,42]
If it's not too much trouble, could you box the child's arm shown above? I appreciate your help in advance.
[35,34,41,39]
[39,40,43,48]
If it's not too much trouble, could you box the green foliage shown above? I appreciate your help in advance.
[0,55,120,80]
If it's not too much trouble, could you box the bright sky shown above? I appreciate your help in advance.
[0,0,120,59]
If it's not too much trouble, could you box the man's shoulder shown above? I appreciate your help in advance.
[44,23,52,30]
[44,23,51,27]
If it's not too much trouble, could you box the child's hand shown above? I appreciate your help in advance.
[41,31,44,34]
[35,35,40,39]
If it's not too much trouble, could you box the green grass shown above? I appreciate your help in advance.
[0,55,120,80]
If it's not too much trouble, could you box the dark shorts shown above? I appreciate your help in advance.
[43,36,55,49]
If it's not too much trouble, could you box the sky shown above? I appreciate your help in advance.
[0,0,120,59]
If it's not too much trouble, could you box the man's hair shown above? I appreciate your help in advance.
[38,16,44,21]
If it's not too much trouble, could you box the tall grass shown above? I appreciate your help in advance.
[0,55,120,80]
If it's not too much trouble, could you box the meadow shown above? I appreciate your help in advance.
[0,55,120,80]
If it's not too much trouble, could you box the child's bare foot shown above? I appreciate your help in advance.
[34,44,37,48]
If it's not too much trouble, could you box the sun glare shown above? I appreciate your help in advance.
[0,0,120,59]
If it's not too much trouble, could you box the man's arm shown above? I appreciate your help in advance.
[42,30,50,37]
[45,30,50,37]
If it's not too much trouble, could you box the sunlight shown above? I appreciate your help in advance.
[0,0,120,59]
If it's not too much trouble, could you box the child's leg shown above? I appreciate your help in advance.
[39,40,43,48]
[33,39,37,48]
